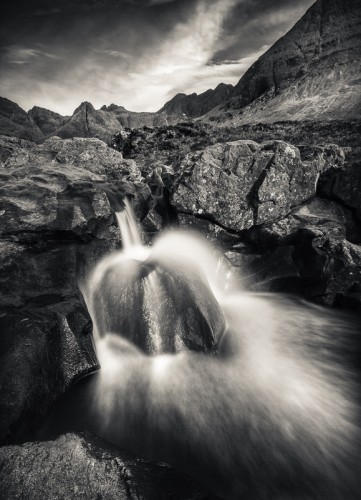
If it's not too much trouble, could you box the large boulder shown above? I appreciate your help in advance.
[171,140,344,232]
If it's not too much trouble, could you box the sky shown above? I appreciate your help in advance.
[0,0,315,115]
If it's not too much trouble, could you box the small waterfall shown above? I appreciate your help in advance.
[64,196,361,500]
[116,199,163,353]
[115,198,142,250]
[86,198,224,355]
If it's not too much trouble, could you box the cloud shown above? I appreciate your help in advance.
[4,46,59,65]
[0,0,315,114]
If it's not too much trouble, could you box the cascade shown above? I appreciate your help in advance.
[40,198,361,500]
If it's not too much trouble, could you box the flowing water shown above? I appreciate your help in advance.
[43,200,361,499]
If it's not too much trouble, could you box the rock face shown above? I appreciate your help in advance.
[221,0,361,123]
[54,102,123,142]
[29,106,70,137]
[0,135,150,443]
[0,97,43,142]
[167,139,361,306]
[0,433,212,500]
[172,140,343,231]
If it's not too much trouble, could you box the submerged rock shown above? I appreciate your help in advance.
[0,432,212,500]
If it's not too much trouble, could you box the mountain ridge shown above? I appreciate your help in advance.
[1,0,360,142]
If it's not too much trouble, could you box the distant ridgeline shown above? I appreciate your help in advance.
[1,0,360,143]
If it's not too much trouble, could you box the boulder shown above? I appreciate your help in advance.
[0,432,212,500]
[171,140,344,232]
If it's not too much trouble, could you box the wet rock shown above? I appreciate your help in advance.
[172,140,344,232]
[0,432,212,500]
[293,230,361,306]
[0,136,154,443]
[91,256,225,354]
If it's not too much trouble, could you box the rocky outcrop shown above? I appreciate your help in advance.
[0,433,212,500]
[54,102,123,142]
[0,135,223,444]
[29,106,70,136]
[0,135,149,443]
[0,97,43,142]
[166,139,361,307]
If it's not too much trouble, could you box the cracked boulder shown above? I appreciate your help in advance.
[171,140,345,232]
[0,432,212,500]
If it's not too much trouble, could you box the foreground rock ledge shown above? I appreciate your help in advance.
[0,432,213,500]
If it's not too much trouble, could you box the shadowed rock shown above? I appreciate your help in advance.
[0,432,213,500]
[0,136,152,443]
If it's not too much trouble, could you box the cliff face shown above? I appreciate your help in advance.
[207,0,361,123]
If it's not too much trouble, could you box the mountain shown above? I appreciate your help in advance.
[159,83,234,119]
[100,104,170,128]
[162,0,361,124]
[29,106,70,136]
[1,0,360,142]
[53,101,123,141]
[0,97,43,142]
[217,0,361,123]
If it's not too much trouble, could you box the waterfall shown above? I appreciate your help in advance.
[115,198,143,250]
[46,197,361,500]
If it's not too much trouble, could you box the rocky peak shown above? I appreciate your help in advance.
[100,103,127,112]
[0,97,43,142]
[215,0,361,122]
[159,83,235,119]
[53,101,123,142]
[28,106,69,137]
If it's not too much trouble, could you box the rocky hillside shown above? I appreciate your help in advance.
[159,83,234,120]
[0,97,43,142]
[29,106,70,136]
[163,0,361,123]
[214,0,361,124]
[1,0,360,142]
[100,103,170,128]
[0,99,177,143]
[53,101,124,142]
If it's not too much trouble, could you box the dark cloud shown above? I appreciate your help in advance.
[0,0,315,114]
[210,0,315,63]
